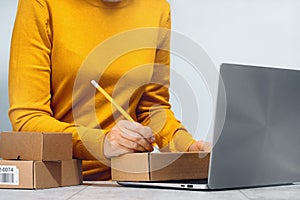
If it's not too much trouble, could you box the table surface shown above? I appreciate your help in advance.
[0,181,300,200]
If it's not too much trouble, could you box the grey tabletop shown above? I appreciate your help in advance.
[0,181,300,200]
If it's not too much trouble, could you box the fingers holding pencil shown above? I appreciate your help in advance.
[104,120,156,159]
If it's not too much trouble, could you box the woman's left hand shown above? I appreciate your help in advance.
[188,140,212,152]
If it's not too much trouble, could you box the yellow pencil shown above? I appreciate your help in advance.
[91,80,159,152]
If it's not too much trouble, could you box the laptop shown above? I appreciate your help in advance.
[118,63,300,190]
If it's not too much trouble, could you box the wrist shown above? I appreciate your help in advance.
[187,140,198,152]
[103,135,110,160]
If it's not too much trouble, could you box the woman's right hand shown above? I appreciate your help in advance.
[103,120,155,159]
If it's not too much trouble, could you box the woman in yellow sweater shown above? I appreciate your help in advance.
[9,0,208,180]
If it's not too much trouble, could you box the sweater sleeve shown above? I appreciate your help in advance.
[8,0,110,165]
[136,2,195,152]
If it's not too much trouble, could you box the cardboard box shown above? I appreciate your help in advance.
[61,159,83,186]
[0,132,72,161]
[0,160,60,189]
[111,152,210,181]
[0,159,82,189]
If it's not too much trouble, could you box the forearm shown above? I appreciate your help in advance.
[168,128,196,152]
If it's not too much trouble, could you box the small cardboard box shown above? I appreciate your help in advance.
[0,160,61,189]
[0,132,72,161]
[0,159,82,189]
[111,152,210,181]
[61,159,83,186]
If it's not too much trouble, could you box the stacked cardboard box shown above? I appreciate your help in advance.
[0,132,82,189]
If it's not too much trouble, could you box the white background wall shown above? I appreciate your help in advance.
[1,1,300,139]
[170,0,300,69]
[0,1,18,132]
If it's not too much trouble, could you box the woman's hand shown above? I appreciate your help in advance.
[103,120,155,159]
[188,140,212,152]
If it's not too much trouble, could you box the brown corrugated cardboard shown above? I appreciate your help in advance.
[34,161,61,189]
[0,132,72,161]
[0,159,83,189]
[111,152,210,181]
[61,159,83,186]
[0,160,60,189]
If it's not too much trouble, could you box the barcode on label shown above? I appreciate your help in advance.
[0,166,19,185]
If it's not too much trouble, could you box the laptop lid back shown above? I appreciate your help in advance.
[208,63,300,189]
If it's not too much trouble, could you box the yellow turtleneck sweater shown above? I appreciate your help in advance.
[9,0,195,180]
